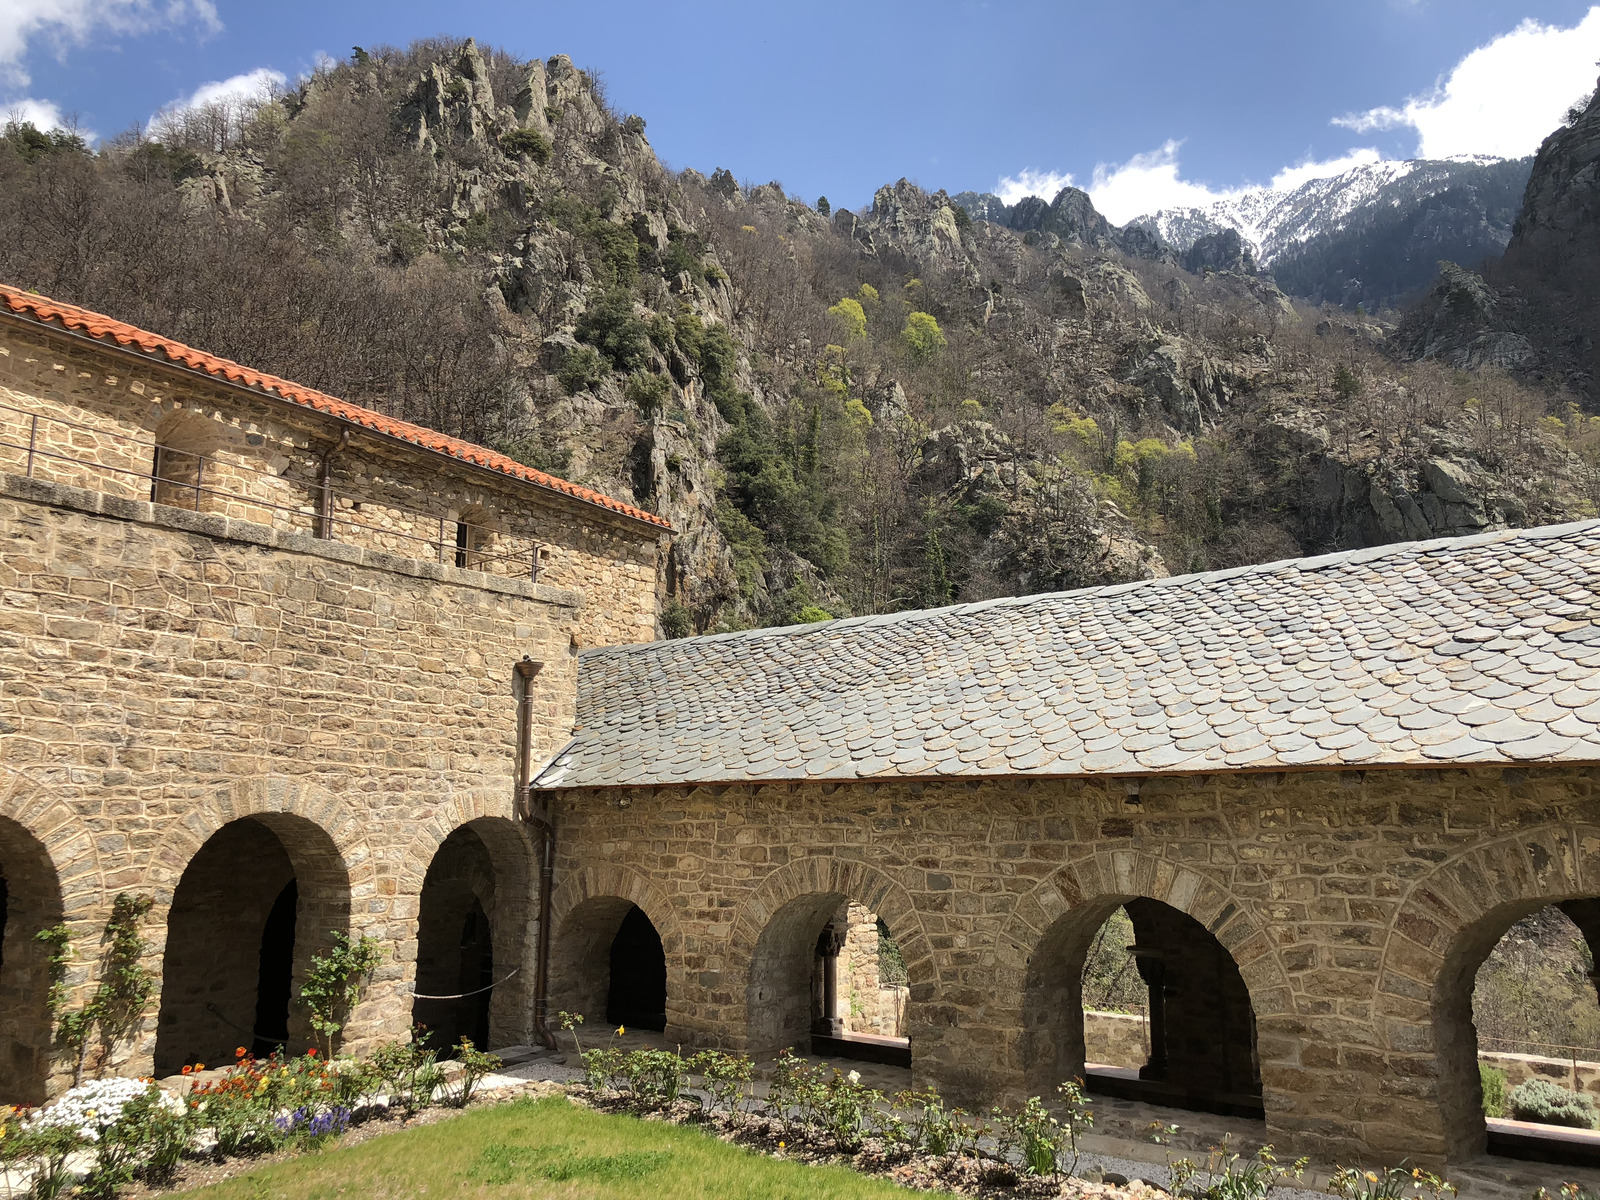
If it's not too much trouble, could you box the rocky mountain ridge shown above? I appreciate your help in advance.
[1,37,1595,635]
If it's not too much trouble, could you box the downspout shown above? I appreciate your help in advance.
[514,657,559,1051]
[316,429,351,539]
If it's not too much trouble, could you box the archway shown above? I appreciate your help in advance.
[1024,895,1262,1117]
[409,818,536,1054]
[549,896,668,1033]
[154,815,349,1075]
[746,892,915,1067]
[1438,897,1600,1164]
[0,817,64,1104]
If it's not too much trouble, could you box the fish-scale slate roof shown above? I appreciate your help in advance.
[0,283,671,531]
[535,521,1600,789]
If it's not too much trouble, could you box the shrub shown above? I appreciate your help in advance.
[620,1049,687,1110]
[624,371,670,417]
[576,288,650,372]
[1167,1137,1308,1200]
[300,932,382,1056]
[556,345,606,394]
[901,311,947,362]
[438,1040,502,1108]
[890,1086,974,1157]
[499,127,551,164]
[1509,1078,1599,1129]
[828,297,867,341]
[816,1068,880,1151]
[1479,1062,1506,1117]
[688,1050,752,1119]
[369,1035,444,1115]
[659,600,694,640]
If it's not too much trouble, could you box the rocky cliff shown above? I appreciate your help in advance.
[2,37,1595,635]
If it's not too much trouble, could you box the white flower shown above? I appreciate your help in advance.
[25,1077,157,1142]
[847,1070,861,1085]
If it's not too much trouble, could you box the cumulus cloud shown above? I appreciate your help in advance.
[156,66,285,119]
[994,168,1075,206]
[995,143,1385,226]
[0,0,221,87]
[1334,7,1600,158]
[4,95,68,131]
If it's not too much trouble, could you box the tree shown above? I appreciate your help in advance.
[901,310,947,362]
[827,296,867,341]
[816,196,830,217]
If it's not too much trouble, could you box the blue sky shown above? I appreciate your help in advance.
[4,0,1599,221]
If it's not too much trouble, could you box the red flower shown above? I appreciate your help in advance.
[306,1048,317,1057]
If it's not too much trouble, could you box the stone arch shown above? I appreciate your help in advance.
[547,863,683,1037]
[152,804,354,1075]
[728,856,934,1059]
[0,815,65,1104]
[1375,823,1600,1162]
[999,850,1290,1105]
[409,816,537,1052]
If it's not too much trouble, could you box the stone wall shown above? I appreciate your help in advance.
[1479,1049,1600,1100]
[0,472,584,1095]
[543,765,1600,1166]
[0,322,663,649]
[839,903,907,1038]
[1083,1010,1147,1069]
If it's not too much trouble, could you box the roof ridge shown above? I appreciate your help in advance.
[0,282,672,532]
[582,518,1600,659]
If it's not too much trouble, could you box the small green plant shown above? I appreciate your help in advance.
[1508,1077,1598,1129]
[1168,1138,1307,1200]
[299,931,382,1056]
[437,1039,502,1108]
[53,894,156,1082]
[891,1086,974,1157]
[1479,1062,1507,1117]
[688,1049,753,1120]
[1326,1162,1456,1200]
[817,1068,880,1151]
[993,1095,1064,1177]
[369,1032,444,1115]
[620,1048,687,1110]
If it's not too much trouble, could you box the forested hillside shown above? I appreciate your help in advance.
[2,38,1597,633]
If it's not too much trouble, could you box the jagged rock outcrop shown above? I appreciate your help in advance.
[1182,228,1257,276]
[1508,75,1600,268]
[1393,261,1534,370]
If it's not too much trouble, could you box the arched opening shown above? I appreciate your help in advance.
[149,410,223,512]
[0,818,64,1104]
[1438,899,1600,1165]
[549,897,668,1034]
[155,815,349,1075]
[411,819,537,1054]
[1024,897,1261,1118]
[747,893,913,1068]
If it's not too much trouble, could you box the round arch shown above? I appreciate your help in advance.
[1375,823,1600,1162]
[0,816,65,1104]
[728,857,935,1059]
[409,816,537,1051]
[548,863,683,1036]
[998,851,1291,1103]
[153,811,352,1074]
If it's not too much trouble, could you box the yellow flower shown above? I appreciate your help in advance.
[1367,1172,1379,1183]
[616,1026,626,1036]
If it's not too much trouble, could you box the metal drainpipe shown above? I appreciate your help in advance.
[316,429,351,539]
[514,658,558,1051]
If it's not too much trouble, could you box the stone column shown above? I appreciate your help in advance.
[813,923,846,1038]
[1131,946,1168,1081]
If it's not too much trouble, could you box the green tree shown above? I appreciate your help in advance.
[827,297,867,341]
[816,196,831,217]
[902,311,947,362]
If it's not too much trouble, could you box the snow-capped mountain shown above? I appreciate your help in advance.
[1131,156,1521,266]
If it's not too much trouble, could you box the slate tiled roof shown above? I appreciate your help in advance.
[536,521,1600,788]
[0,283,672,531]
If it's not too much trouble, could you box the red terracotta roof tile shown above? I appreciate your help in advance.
[0,282,673,532]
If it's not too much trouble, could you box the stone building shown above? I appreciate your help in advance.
[0,284,666,1096]
[4,285,1600,1173]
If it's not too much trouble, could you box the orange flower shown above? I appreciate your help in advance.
[181,1066,191,1075]
[236,1046,248,1058]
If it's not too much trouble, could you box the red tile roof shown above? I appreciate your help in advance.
[0,282,672,531]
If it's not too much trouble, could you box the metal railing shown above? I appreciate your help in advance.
[1479,1036,1600,1093]
[0,399,544,582]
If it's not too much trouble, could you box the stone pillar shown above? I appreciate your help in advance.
[813,923,845,1038]
[1131,946,1168,1080]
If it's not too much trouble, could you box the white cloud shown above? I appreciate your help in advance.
[158,66,285,118]
[1334,7,1600,158]
[995,168,1075,206]
[996,142,1385,226]
[0,0,220,87]
[4,95,66,131]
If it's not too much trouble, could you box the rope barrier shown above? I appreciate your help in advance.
[412,967,521,1001]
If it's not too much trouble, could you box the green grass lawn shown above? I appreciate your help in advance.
[178,1096,931,1199]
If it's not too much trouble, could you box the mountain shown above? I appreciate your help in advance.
[959,157,1533,311]
[1398,76,1600,402]
[1,37,1595,635]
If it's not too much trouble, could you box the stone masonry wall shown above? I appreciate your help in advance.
[545,765,1600,1167]
[0,474,583,1096]
[0,321,663,649]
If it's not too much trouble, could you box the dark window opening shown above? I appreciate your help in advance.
[252,881,297,1057]
[607,905,666,1031]
[455,521,470,568]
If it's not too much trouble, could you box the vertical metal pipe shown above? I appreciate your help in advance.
[514,658,557,1051]
[25,414,38,477]
[193,454,204,510]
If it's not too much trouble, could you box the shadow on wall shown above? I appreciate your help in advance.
[0,817,64,1105]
